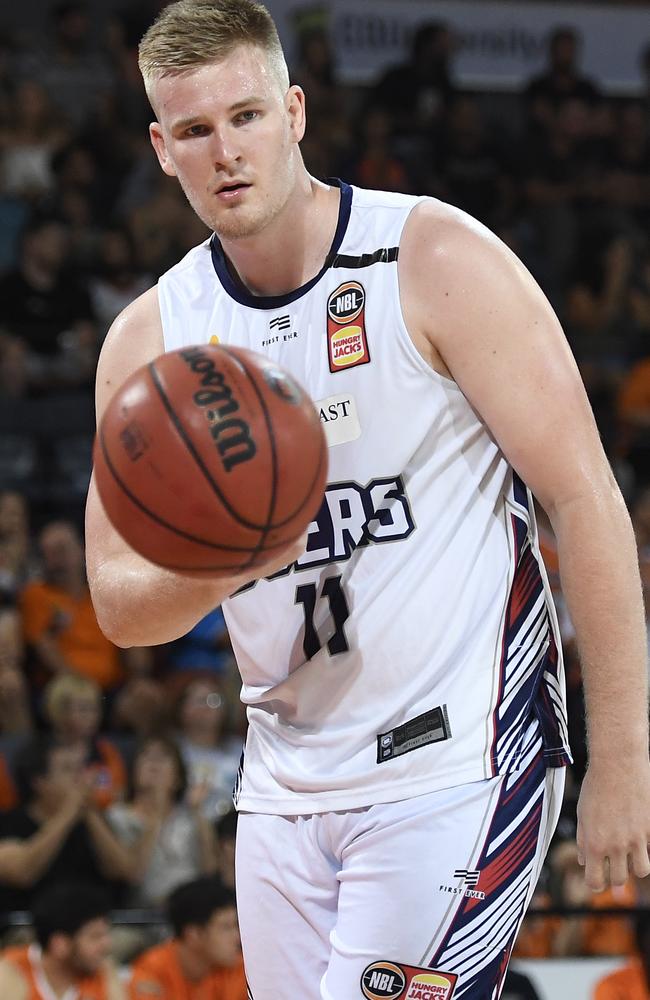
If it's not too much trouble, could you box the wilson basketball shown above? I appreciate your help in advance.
[93,344,328,574]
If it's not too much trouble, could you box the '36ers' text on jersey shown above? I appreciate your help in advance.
[158,181,571,814]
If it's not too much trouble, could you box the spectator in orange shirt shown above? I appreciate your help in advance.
[19,521,150,693]
[130,876,248,1000]
[593,911,650,999]
[20,520,125,691]
[0,882,126,998]
[44,673,126,809]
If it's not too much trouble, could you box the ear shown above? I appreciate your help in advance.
[286,85,306,144]
[149,122,177,178]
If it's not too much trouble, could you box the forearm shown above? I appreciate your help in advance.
[549,486,649,762]
[85,809,137,881]
[90,554,240,647]
[0,811,76,886]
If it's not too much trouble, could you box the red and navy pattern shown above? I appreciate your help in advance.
[490,474,570,776]
[428,731,549,998]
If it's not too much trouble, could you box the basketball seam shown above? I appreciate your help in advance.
[148,359,269,532]
[231,351,328,531]
[97,426,284,556]
[229,350,279,567]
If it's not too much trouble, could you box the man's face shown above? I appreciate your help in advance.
[199,905,242,968]
[59,917,112,976]
[149,45,305,242]
[39,524,84,582]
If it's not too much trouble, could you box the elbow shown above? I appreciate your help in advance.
[92,601,140,649]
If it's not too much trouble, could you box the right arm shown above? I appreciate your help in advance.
[86,288,302,648]
[0,799,81,887]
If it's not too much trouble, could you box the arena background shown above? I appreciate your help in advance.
[1,1,650,997]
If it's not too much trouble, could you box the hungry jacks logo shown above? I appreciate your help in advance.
[327,280,371,372]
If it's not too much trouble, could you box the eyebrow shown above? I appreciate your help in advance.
[171,98,267,131]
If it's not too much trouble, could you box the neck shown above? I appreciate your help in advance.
[40,952,77,997]
[177,939,210,983]
[218,173,339,298]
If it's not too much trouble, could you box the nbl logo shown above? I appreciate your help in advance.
[361,962,406,999]
[328,282,365,323]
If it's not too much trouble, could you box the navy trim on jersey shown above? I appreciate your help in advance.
[328,246,399,268]
[209,178,353,310]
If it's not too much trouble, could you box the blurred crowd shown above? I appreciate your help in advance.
[1,0,650,993]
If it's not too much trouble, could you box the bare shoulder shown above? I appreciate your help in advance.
[399,198,557,360]
[95,285,164,418]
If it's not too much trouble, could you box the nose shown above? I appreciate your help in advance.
[209,125,241,172]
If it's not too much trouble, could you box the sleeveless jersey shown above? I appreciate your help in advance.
[158,182,572,814]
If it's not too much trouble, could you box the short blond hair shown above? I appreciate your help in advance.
[44,674,101,728]
[138,0,290,103]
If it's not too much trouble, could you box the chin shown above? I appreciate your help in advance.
[211,210,272,241]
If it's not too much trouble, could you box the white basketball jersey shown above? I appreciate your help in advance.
[158,182,571,814]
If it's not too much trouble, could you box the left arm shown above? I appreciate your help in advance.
[85,807,139,882]
[400,201,650,893]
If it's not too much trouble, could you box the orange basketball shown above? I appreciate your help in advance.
[93,344,328,575]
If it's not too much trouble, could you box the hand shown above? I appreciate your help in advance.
[576,758,650,891]
[187,781,210,813]
[61,771,94,820]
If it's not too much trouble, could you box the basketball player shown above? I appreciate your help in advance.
[85,2,650,997]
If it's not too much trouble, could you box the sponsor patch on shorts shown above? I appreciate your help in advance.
[377,705,452,763]
[361,961,458,999]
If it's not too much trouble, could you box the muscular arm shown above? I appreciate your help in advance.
[86,289,242,647]
[86,289,304,648]
[400,201,650,891]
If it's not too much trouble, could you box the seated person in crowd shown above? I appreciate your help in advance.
[130,876,247,1000]
[20,520,148,693]
[44,673,126,809]
[0,735,133,914]
[0,882,126,999]
[594,910,650,999]
[107,736,216,907]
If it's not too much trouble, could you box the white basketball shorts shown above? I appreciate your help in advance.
[236,730,564,1000]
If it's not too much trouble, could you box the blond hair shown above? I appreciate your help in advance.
[138,0,290,103]
[44,674,101,728]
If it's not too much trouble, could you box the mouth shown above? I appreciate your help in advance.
[215,181,252,200]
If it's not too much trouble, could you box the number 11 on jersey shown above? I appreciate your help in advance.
[295,575,350,660]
